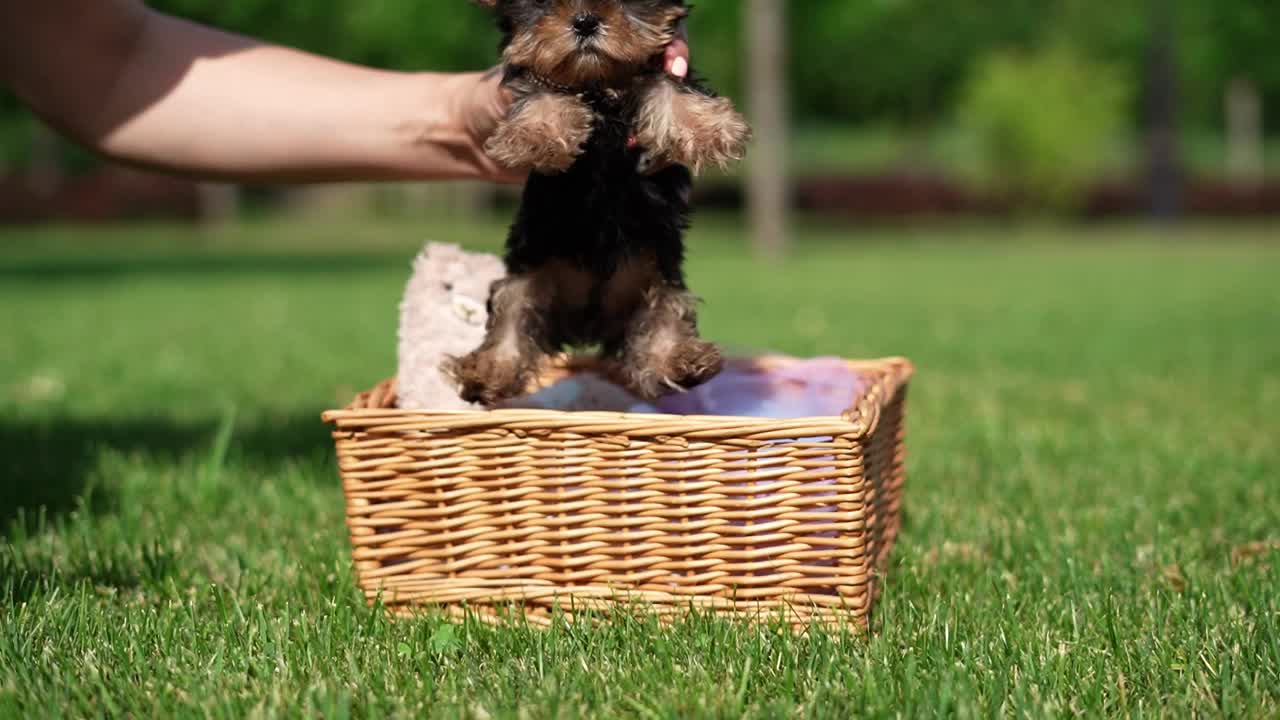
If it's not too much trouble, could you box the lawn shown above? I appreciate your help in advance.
[2,216,1278,718]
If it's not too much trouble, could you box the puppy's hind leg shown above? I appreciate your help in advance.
[444,276,550,406]
[618,286,724,402]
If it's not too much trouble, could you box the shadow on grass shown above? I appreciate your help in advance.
[0,412,338,603]
[0,412,336,533]
[0,538,176,605]
[0,252,409,282]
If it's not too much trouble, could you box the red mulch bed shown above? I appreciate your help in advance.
[0,166,200,224]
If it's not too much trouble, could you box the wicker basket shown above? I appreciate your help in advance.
[323,355,912,630]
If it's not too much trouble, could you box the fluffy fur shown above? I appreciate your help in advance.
[446,0,751,406]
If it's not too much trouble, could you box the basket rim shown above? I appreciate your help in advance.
[323,355,913,440]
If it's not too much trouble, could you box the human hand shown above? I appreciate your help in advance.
[448,67,527,185]
[663,20,691,81]
[631,20,693,173]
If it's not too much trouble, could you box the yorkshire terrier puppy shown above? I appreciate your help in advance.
[446,0,751,406]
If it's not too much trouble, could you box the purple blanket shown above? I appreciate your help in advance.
[648,357,869,418]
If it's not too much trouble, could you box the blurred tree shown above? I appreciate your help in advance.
[337,2,498,71]
[746,0,789,258]
[685,1,745,100]
[1145,0,1182,219]
[1179,0,1280,133]
[1225,78,1264,184]
[147,0,500,71]
[788,0,1044,127]
[152,0,343,57]
[956,44,1132,213]
[2,0,1277,187]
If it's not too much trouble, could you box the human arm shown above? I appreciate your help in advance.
[0,0,694,185]
[0,0,521,184]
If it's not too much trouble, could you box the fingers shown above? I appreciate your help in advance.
[485,73,526,185]
[664,22,690,80]
[637,22,689,175]
[460,68,527,185]
[481,66,514,117]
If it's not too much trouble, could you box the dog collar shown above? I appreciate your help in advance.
[525,71,581,95]
[520,69,634,102]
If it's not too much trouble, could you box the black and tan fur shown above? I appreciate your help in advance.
[446,0,750,405]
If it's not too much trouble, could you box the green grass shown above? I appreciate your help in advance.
[2,216,1279,718]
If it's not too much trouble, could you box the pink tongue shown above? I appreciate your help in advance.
[627,135,639,148]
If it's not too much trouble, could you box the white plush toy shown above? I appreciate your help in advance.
[397,243,506,411]
[397,242,654,413]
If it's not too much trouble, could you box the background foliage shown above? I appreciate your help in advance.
[141,0,1280,131]
[2,0,1279,178]
[955,44,1133,210]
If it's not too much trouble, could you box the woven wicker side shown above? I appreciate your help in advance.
[325,356,912,631]
[347,377,399,411]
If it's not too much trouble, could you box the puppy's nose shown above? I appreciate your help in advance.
[572,13,601,37]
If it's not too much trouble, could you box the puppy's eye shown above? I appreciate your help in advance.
[444,282,455,292]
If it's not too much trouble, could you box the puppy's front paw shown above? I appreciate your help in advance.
[673,96,751,173]
[442,349,535,406]
[484,94,595,173]
[633,83,751,175]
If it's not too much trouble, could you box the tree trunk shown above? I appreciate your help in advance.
[746,0,789,258]
[1145,0,1182,220]
[1225,76,1264,187]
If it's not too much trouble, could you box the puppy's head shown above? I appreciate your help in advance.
[473,0,688,88]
